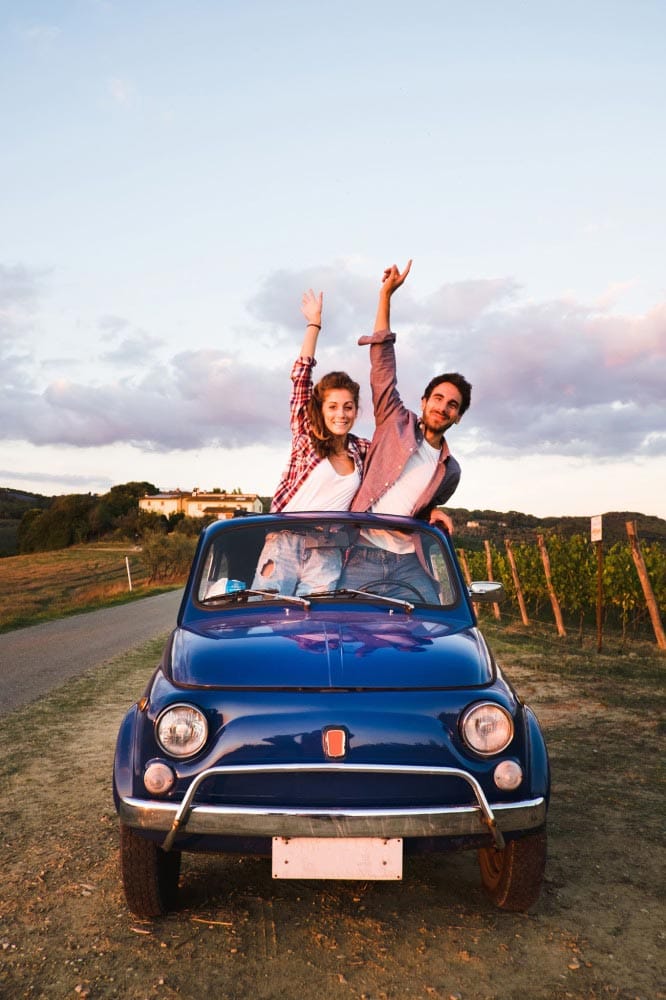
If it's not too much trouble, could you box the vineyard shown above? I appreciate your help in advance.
[458,525,666,648]
[1,518,664,651]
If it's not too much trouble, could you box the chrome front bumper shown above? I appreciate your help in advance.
[118,763,547,852]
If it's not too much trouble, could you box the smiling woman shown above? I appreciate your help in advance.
[249,289,371,596]
[269,288,370,515]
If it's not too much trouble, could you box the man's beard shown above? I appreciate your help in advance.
[422,412,455,435]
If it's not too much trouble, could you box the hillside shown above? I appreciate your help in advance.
[448,507,666,550]
[1,486,664,557]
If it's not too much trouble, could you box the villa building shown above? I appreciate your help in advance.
[139,489,264,520]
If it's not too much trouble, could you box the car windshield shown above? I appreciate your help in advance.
[195,517,459,609]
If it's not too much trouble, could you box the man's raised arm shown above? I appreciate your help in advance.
[374,259,412,332]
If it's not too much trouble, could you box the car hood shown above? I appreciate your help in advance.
[170,612,494,689]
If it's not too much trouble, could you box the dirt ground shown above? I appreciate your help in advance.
[0,631,663,1000]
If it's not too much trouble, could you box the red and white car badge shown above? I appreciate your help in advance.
[322,727,347,759]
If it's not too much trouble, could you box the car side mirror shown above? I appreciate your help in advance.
[468,581,505,603]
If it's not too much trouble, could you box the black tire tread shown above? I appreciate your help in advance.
[478,827,547,912]
[119,822,181,918]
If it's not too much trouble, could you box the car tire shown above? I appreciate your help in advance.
[119,822,182,918]
[477,827,547,911]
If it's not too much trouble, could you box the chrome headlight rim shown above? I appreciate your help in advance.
[155,702,208,759]
[460,700,514,757]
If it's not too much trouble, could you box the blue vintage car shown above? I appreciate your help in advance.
[113,512,549,917]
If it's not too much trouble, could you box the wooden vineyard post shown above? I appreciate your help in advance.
[626,521,666,651]
[537,534,566,637]
[484,540,501,620]
[457,548,478,614]
[457,549,472,586]
[591,515,603,653]
[596,540,603,652]
[505,539,529,626]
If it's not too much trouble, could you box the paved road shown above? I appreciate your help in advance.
[0,589,184,716]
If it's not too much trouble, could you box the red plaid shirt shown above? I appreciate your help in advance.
[270,356,370,512]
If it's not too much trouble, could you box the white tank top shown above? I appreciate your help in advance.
[284,458,361,512]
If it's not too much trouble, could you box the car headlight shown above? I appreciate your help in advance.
[156,704,208,758]
[460,702,514,756]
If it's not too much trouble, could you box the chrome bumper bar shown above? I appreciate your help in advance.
[119,763,547,853]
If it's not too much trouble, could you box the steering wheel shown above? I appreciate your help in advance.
[357,578,428,603]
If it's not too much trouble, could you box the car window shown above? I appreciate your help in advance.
[195,519,459,608]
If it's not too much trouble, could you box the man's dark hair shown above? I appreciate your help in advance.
[422,372,472,416]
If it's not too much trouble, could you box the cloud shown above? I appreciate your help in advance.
[247,262,378,346]
[0,350,287,451]
[107,77,134,104]
[0,263,45,316]
[99,330,164,365]
[446,298,666,458]
[0,467,103,489]
[1,260,664,462]
[0,263,48,389]
[421,278,519,328]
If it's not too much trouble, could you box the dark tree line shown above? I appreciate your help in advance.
[17,482,159,553]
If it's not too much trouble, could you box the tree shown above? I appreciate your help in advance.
[18,494,96,552]
[141,532,197,581]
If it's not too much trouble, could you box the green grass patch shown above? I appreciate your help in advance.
[483,619,665,688]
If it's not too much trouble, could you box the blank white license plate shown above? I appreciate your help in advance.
[272,837,403,880]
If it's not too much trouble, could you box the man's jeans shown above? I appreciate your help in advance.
[339,544,440,604]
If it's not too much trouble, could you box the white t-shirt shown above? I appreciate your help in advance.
[371,436,440,516]
[362,437,440,553]
[283,458,360,512]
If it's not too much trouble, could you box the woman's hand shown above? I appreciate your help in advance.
[301,288,323,327]
[299,289,324,359]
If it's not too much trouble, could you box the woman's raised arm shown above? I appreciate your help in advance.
[299,288,323,358]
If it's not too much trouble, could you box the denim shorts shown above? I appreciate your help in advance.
[252,529,347,597]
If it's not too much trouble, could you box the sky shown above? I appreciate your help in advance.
[1,0,665,519]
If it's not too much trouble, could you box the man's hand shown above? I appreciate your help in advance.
[429,508,454,535]
[380,259,412,297]
[300,288,323,327]
[374,260,412,332]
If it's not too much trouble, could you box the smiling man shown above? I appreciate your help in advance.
[350,260,471,529]
[340,260,471,602]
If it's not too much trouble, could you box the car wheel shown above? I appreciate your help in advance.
[477,827,547,911]
[119,822,182,918]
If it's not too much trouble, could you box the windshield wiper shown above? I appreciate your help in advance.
[302,587,414,613]
[201,588,311,608]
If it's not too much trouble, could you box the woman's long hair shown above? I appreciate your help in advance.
[307,371,360,459]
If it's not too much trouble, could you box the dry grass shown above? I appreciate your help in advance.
[1,623,664,998]
[0,543,186,632]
